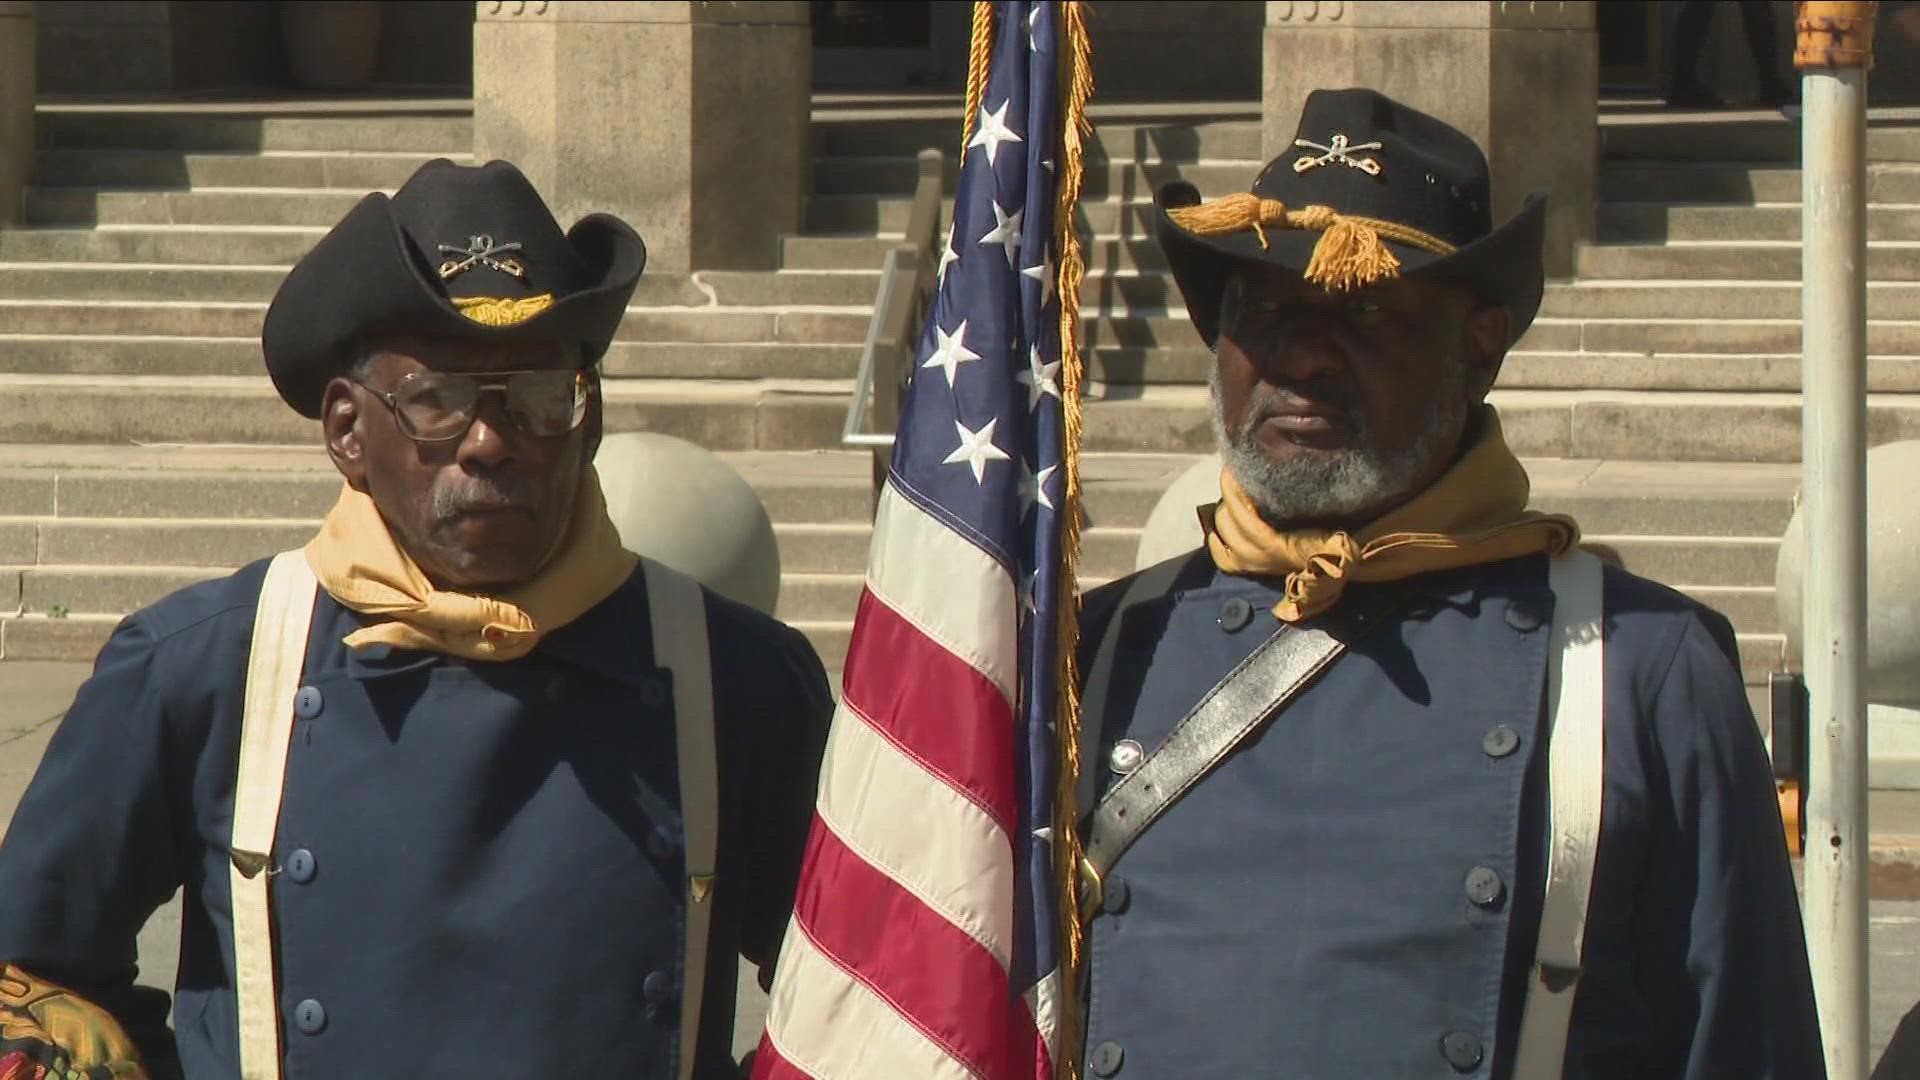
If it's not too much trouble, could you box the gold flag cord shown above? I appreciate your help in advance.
[960,1,997,160]
[1051,3,1095,1078]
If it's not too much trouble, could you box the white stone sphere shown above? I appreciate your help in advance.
[1136,455,1224,571]
[1776,439,1920,706]
[595,433,781,616]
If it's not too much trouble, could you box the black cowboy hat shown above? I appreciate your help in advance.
[262,158,646,418]
[1154,87,1546,348]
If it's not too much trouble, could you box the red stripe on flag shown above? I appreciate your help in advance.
[842,587,1019,835]
[793,817,1038,1079]
[1018,1004,1056,1080]
[749,1040,814,1080]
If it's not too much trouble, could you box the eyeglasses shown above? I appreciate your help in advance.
[354,368,591,442]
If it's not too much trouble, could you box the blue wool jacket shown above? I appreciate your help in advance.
[0,559,833,1079]
[1075,550,1824,1079]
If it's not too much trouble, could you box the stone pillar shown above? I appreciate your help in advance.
[0,2,32,227]
[1263,1,1597,278]
[473,1,811,273]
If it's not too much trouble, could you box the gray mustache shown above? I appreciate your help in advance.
[429,477,542,520]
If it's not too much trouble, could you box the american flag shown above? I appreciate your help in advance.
[752,3,1084,1078]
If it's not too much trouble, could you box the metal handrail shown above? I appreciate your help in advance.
[843,148,946,489]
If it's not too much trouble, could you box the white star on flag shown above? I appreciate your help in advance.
[1019,463,1058,518]
[979,201,1024,271]
[937,222,960,285]
[943,417,1010,484]
[1021,249,1055,309]
[922,320,982,389]
[1016,346,1063,413]
[1027,5,1044,48]
[1020,567,1041,615]
[967,99,1024,168]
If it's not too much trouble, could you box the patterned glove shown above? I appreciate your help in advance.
[0,965,148,1080]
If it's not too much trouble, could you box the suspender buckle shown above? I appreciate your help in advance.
[1076,854,1105,921]
[1537,963,1581,994]
[230,849,274,880]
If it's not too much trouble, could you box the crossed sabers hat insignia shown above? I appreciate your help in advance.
[437,235,527,281]
[1293,133,1383,177]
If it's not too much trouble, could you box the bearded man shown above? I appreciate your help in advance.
[0,160,831,1079]
[1070,89,1825,1079]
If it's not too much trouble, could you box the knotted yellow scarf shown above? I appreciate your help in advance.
[1205,409,1580,622]
[305,466,638,661]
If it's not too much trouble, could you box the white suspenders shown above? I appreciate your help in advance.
[1512,549,1607,1077]
[229,551,718,1080]
[231,551,320,1079]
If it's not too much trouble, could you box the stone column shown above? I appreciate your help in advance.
[473,0,811,273]
[1263,1,1597,278]
[0,2,32,227]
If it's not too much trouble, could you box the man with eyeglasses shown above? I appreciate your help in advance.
[0,160,834,1079]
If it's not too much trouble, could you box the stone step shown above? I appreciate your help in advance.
[0,300,876,344]
[1598,162,1920,205]
[3,374,1916,461]
[0,444,1800,537]
[0,300,1204,347]
[31,149,472,191]
[0,445,1203,534]
[1574,243,1920,283]
[11,264,1920,328]
[0,336,867,380]
[1600,119,1920,164]
[35,332,1908,395]
[35,108,473,154]
[1065,387,1920,464]
[1075,348,1920,393]
[1540,281,1920,321]
[814,116,1262,162]
[0,374,849,449]
[1497,352,1920,393]
[1598,202,1920,244]
[805,193,1162,235]
[0,226,328,265]
[0,263,712,306]
[811,155,1254,198]
[781,232,1174,274]
[20,187,371,229]
[24,187,390,228]
[1531,317,1920,356]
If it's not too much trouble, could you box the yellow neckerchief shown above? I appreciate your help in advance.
[1205,409,1580,622]
[305,465,638,661]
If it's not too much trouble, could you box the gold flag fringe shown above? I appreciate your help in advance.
[960,1,997,161]
[1051,3,1095,1078]
[1165,192,1458,292]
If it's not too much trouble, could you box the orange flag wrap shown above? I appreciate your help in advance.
[1205,409,1581,622]
[305,465,638,661]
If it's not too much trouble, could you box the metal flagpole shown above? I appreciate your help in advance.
[1797,3,1876,1076]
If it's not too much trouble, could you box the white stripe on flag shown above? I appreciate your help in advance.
[866,482,1018,704]
[761,919,978,1080]
[818,701,1015,967]
[1026,968,1062,1064]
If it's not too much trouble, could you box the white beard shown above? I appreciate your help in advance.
[1210,358,1470,528]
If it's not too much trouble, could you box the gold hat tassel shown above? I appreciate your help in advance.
[1166,192,1457,292]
